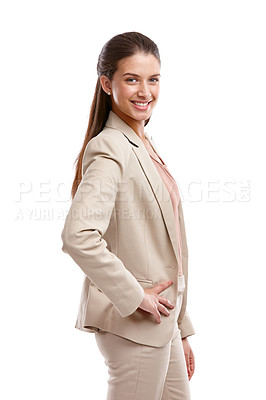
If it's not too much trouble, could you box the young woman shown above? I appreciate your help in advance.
[61,31,196,400]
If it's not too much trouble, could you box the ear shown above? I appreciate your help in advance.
[100,75,112,95]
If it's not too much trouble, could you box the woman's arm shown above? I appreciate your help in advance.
[61,130,144,318]
[178,310,196,339]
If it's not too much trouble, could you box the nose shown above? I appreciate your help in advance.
[137,81,151,98]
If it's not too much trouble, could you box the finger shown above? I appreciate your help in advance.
[157,296,175,309]
[184,350,189,366]
[185,352,190,376]
[157,302,171,318]
[153,307,161,323]
[187,360,192,380]
[189,351,195,377]
[153,281,173,294]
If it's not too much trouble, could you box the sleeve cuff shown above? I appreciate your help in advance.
[178,311,196,339]
[116,285,145,317]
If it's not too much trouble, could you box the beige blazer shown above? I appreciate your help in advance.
[61,110,195,347]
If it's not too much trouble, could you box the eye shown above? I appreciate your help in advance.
[150,78,159,83]
[126,78,138,83]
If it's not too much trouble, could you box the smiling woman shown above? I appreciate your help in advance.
[100,52,161,137]
[61,31,195,400]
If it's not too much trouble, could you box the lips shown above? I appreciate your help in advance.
[131,100,152,106]
[130,100,152,111]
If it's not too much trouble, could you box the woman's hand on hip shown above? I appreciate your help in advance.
[138,281,175,323]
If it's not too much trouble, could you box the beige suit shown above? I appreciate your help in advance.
[61,110,195,347]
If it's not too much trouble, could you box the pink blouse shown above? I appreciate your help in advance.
[147,147,183,277]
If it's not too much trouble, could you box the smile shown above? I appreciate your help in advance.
[132,101,150,106]
[130,100,152,110]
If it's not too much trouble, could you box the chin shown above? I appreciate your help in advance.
[130,109,153,120]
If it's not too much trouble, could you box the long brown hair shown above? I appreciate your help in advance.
[71,31,161,200]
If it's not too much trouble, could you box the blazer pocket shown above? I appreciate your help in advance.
[136,278,154,288]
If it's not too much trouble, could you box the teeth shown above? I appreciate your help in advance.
[132,101,150,106]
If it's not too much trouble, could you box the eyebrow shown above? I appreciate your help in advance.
[122,73,161,77]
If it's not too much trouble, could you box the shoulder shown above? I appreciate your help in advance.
[82,127,132,175]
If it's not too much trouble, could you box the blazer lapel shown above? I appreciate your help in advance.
[105,111,180,268]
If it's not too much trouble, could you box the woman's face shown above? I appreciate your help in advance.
[101,52,160,131]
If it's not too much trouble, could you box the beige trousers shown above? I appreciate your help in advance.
[94,276,190,400]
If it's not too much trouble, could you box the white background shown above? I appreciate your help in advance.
[1,0,265,398]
